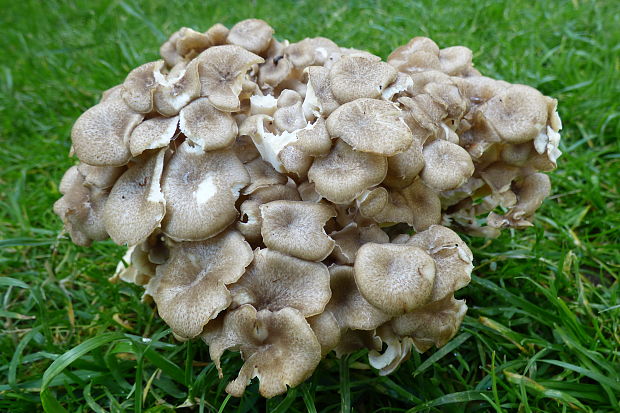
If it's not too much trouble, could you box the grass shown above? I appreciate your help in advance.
[0,0,619,411]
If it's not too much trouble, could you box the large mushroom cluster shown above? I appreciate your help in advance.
[54,19,562,398]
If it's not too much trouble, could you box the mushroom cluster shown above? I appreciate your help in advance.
[54,19,562,398]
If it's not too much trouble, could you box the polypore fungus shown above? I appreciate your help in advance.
[55,18,562,398]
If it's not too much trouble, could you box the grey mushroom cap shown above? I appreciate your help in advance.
[203,305,321,398]
[179,97,238,150]
[407,225,474,302]
[226,19,274,55]
[53,166,109,246]
[121,60,164,113]
[326,98,413,156]
[354,243,436,315]
[71,88,143,166]
[195,45,264,112]
[161,142,250,241]
[260,200,336,261]
[328,55,398,103]
[420,140,475,191]
[308,139,387,204]
[146,230,253,339]
[129,116,179,157]
[391,295,467,352]
[230,248,331,317]
[102,148,166,246]
[327,265,390,330]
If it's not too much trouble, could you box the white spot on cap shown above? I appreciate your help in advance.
[194,175,218,204]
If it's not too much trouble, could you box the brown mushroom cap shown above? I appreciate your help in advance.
[307,310,341,356]
[291,117,332,156]
[71,88,143,166]
[488,172,551,228]
[407,225,473,302]
[420,140,475,191]
[77,163,125,189]
[161,142,250,241]
[327,265,390,330]
[227,19,274,55]
[129,116,179,157]
[179,97,238,150]
[478,85,549,144]
[387,37,440,74]
[329,56,397,103]
[285,37,340,69]
[399,178,442,232]
[152,61,201,116]
[326,98,413,156]
[195,45,264,112]
[308,139,387,204]
[204,305,321,398]
[391,296,467,352]
[230,248,331,316]
[121,60,164,113]
[237,184,301,243]
[53,166,109,246]
[303,66,340,118]
[383,137,425,189]
[260,200,336,261]
[330,222,389,265]
[439,46,473,76]
[146,230,253,339]
[242,157,288,195]
[354,243,436,315]
[103,149,166,246]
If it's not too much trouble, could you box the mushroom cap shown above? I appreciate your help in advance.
[391,296,467,352]
[258,39,293,90]
[479,84,549,144]
[278,143,314,179]
[291,117,332,156]
[399,179,442,231]
[308,139,387,204]
[175,27,213,59]
[303,66,340,118]
[420,140,475,191]
[121,60,164,113]
[329,56,397,103]
[407,225,473,302]
[129,116,179,157]
[387,37,440,74]
[260,200,336,261]
[71,88,143,166]
[230,248,331,317]
[179,97,238,150]
[77,163,125,189]
[161,142,250,241]
[146,230,253,339]
[226,19,274,55]
[307,310,341,356]
[327,265,390,330]
[357,187,389,218]
[488,172,551,228]
[204,305,321,398]
[383,137,425,189]
[195,45,264,112]
[354,243,436,315]
[242,157,288,195]
[439,46,473,76]
[330,222,389,265]
[152,61,201,116]
[237,184,301,243]
[53,166,109,246]
[326,98,412,156]
[102,149,166,246]
[285,37,340,69]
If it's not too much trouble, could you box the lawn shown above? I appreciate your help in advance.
[0,0,619,411]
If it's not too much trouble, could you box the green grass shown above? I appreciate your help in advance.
[1,0,619,411]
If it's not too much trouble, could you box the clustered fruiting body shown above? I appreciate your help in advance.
[54,19,562,398]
